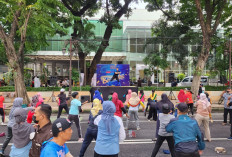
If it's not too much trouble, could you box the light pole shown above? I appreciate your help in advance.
[229,40,231,89]
[62,37,73,97]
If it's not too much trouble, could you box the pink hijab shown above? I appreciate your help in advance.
[125,89,132,104]
[199,93,211,109]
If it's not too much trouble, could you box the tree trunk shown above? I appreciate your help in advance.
[9,58,30,104]
[86,26,113,85]
[191,49,210,100]
[86,0,133,85]
[164,69,166,87]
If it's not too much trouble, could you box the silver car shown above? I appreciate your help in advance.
[178,76,209,87]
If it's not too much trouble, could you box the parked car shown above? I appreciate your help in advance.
[178,76,209,87]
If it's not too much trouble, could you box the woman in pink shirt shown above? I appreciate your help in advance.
[195,93,212,142]
[124,89,132,106]
[0,93,5,124]
[139,90,145,103]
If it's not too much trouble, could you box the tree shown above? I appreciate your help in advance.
[87,0,135,84]
[0,1,34,103]
[143,53,169,86]
[145,19,191,72]
[0,0,66,103]
[60,0,100,85]
[60,0,135,85]
[72,68,80,86]
[145,0,232,98]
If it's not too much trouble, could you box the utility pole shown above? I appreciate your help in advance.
[69,37,73,97]
[229,40,231,89]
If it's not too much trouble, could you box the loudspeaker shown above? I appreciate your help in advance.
[169,73,175,83]
[220,76,227,84]
[81,95,90,103]
[50,76,57,86]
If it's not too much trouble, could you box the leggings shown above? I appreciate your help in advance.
[0,108,5,122]
[68,114,82,138]
[151,135,176,157]
[57,104,69,118]
[1,127,12,153]
[187,103,194,115]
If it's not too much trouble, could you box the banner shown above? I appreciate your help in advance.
[96,64,130,86]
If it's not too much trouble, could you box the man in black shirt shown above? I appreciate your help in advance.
[171,79,177,87]
[110,68,121,82]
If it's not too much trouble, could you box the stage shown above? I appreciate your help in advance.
[90,86,138,102]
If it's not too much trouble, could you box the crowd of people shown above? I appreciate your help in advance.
[0,86,231,157]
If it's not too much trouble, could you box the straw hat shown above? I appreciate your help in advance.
[128,92,141,107]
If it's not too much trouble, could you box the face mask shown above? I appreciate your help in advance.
[32,115,39,123]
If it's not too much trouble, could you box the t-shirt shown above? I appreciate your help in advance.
[158,113,175,136]
[114,70,120,77]
[171,82,177,87]
[150,94,157,101]
[186,92,193,104]
[58,94,67,106]
[139,94,145,102]
[69,99,81,115]
[223,93,232,109]
[114,100,124,117]
[0,96,4,108]
[40,139,69,157]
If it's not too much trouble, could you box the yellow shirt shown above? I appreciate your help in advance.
[150,93,157,100]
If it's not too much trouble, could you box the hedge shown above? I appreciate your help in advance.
[0,85,227,92]
[139,86,227,91]
[0,86,92,92]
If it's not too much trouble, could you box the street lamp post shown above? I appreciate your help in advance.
[229,40,231,89]
[62,37,73,97]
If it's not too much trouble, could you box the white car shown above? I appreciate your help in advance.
[178,76,209,87]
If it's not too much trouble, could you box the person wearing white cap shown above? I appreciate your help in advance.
[56,88,69,118]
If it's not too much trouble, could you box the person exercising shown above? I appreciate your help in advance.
[110,68,121,82]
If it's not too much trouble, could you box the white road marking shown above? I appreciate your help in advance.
[0,138,230,146]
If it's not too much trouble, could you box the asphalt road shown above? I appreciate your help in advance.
[0,112,231,157]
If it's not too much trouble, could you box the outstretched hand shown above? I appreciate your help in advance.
[126,113,130,119]
[198,150,203,155]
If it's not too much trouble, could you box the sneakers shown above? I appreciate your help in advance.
[163,149,170,154]
[0,122,4,125]
[227,137,232,140]
[0,132,5,137]
[124,128,128,130]
[78,138,84,142]
[137,127,140,130]
[0,150,4,155]
[222,123,227,126]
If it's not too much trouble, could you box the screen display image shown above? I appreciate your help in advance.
[96,64,130,86]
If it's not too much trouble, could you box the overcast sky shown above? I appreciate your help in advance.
[119,0,148,9]
[130,1,148,9]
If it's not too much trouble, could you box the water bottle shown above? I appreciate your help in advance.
[129,130,132,137]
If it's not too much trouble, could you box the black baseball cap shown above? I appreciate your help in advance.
[177,103,188,113]
[162,104,170,114]
[52,118,72,136]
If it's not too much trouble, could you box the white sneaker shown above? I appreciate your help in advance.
[1,122,4,125]
[78,138,84,142]
[137,127,141,130]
